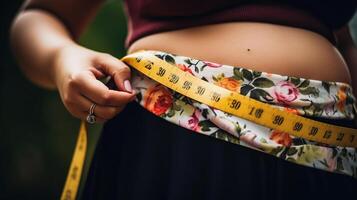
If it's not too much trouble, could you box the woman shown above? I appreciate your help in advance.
[11,0,357,199]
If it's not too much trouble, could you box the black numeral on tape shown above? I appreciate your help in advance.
[323,130,332,139]
[210,92,221,102]
[169,73,179,84]
[272,115,284,126]
[135,56,142,62]
[145,61,153,70]
[156,67,166,77]
[182,81,192,90]
[249,107,263,118]
[336,133,345,141]
[230,100,241,110]
[293,122,303,132]
[309,127,318,136]
[196,86,205,95]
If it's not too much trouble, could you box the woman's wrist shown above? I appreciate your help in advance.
[11,9,78,89]
[50,42,82,90]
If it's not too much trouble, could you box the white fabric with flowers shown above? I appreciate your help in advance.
[131,50,357,178]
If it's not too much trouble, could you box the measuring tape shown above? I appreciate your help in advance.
[124,51,357,147]
[61,122,87,200]
[61,50,357,200]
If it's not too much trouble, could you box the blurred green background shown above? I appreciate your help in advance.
[1,1,357,200]
[1,1,128,199]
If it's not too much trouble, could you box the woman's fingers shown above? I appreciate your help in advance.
[78,93,126,119]
[50,44,137,121]
[93,53,133,93]
[65,98,107,123]
[71,71,136,107]
[66,91,127,122]
[58,50,137,121]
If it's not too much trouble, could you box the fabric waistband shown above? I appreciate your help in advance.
[130,50,357,178]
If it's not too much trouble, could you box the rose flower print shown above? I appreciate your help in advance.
[214,77,241,92]
[274,81,299,104]
[144,85,174,116]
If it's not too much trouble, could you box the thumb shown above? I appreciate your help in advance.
[93,53,133,93]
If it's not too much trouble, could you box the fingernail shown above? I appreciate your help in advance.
[124,80,132,92]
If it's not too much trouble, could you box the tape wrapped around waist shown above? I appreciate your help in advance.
[61,50,357,200]
[127,50,357,178]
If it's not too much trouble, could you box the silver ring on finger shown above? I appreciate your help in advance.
[86,103,97,124]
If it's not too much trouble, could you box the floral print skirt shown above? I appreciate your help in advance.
[130,50,357,178]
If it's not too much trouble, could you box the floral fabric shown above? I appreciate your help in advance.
[130,50,357,178]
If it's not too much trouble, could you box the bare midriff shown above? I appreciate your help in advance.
[127,22,351,84]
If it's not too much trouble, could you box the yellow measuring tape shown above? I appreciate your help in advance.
[61,122,87,200]
[61,50,357,200]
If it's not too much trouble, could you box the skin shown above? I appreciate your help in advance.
[129,22,353,83]
[11,0,136,123]
[10,0,357,123]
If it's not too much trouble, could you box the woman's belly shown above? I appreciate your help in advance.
[127,22,351,84]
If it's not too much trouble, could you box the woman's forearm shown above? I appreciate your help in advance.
[11,9,75,89]
[10,0,104,89]
[10,0,136,122]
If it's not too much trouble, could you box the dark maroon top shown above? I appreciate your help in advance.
[123,0,356,48]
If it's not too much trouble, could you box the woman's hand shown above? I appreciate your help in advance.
[11,1,132,122]
[53,44,136,123]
